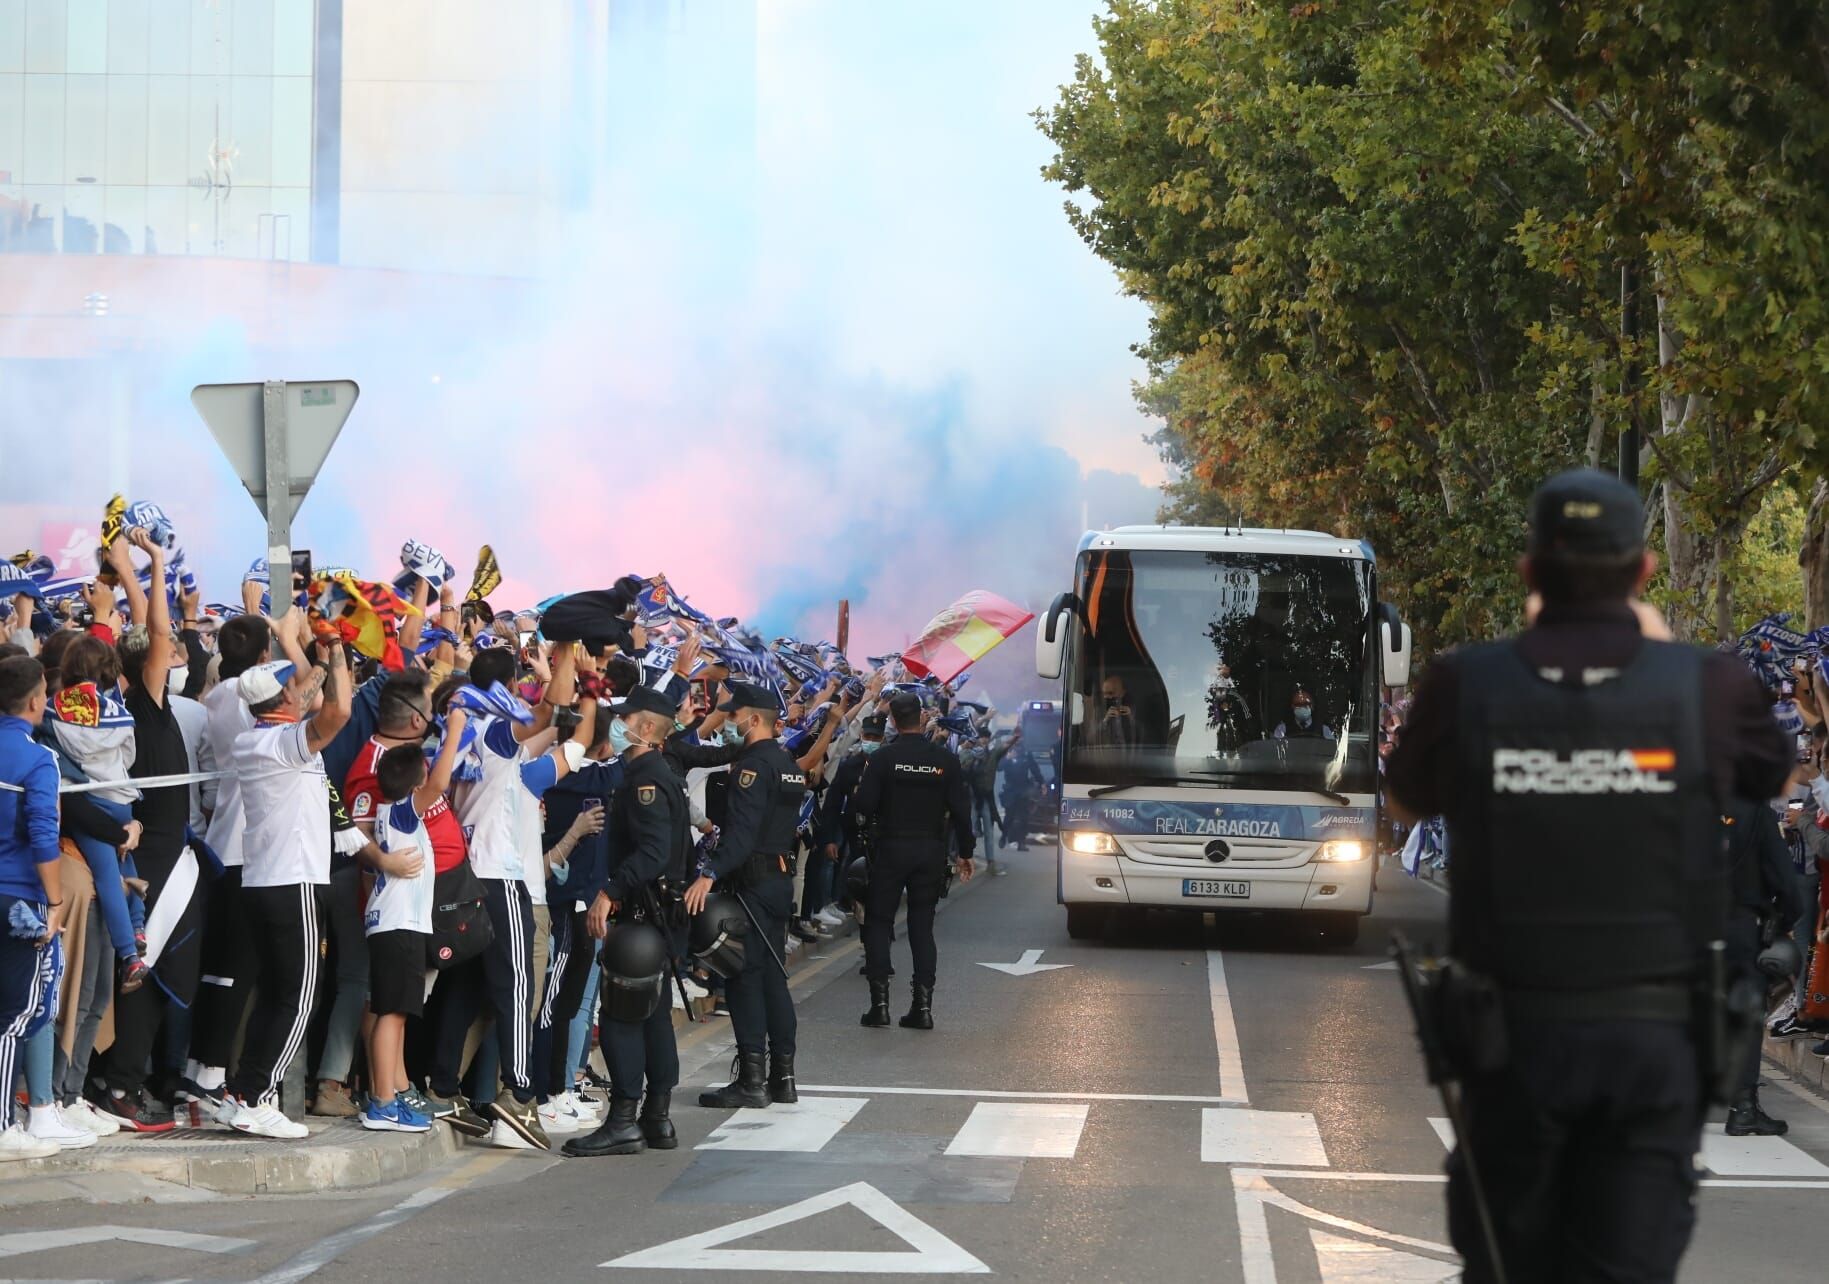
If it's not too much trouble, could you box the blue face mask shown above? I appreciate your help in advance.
[1293,706,1313,727]
[859,739,882,754]
[609,717,633,756]
[722,721,745,746]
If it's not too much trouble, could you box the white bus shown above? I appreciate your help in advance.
[1034,526,1412,945]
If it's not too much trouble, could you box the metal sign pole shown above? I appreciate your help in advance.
[260,380,291,590]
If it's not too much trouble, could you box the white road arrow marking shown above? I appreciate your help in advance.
[976,948,1072,976]
[1361,960,1399,970]
[0,1226,256,1258]
[602,1181,989,1273]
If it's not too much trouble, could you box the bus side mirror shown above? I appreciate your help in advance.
[1380,618,1413,691]
[1036,591,1077,680]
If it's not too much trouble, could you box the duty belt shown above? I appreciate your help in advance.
[1502,982,1692,1023]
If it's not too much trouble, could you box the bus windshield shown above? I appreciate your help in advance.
[1064,548,1376,794]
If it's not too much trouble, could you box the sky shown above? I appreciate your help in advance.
[0,0,1162,706]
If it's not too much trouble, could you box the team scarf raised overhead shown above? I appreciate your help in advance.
[393,539,454,599]
[466,545,502,604]
[243,558,275,615]
[47,681,134,730]
[774,645,826,689]
[1731,613,1812,689]
[100,493,127,549]
[0,559,43,604]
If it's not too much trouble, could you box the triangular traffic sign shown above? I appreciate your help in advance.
[191,380,358,524]
[602,1181,989,1273]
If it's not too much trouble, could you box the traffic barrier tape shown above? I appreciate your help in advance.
[0,769,227,795]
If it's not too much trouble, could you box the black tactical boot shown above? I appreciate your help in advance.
[900,983,934,1030]
[861,979,893,1028]
[639,1091,677,1149]
[562,1096,645,1157]
[698,1050,771,1109]
[1725,1091,1789,1137]
[769,1053,798,1105]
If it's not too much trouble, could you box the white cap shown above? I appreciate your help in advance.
[237,660,295,707]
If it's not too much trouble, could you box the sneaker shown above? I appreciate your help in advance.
[362,1097,406,1132]
[60,1098,120,1137]
[400,1086,435,1118]
[225,1100,309,1140]
[391,1095,433,1133]
[90,1085,175,1134]
[0,1123,57,1162]
[487,1119,535,1150]
[563,1090,602,1121]
[119,956,151,995]
[994,864,1009,877]
[790,920,820,944]
[310,1080,359,1118]
[423,1090,490,1139]
[682,978,710,1001]
[581,1066,613,1093]
[1769,1016,1812,1040]
[27,1105,98,1151]
[488,1096,551,1151]
[710,997,731,1017]
[815,906,846,928]
[1812,1037,1829,1057]
[538,1100,585,1135]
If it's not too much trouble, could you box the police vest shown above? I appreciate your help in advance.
[1447,638,1724,991]
[755,744,809,857]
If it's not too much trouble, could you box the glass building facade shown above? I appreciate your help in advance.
[0,0,316,260]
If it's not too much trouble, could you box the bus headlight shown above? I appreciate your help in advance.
[1064,830,1119,856]
[1316,840,1367,863]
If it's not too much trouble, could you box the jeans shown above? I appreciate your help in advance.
[799,848,834,921]
[55,902,110,1103]
[566,941,602,1080]
[71,796,142,962]
[21,1021,54,1106]
[316,863,370,1085]
[1795,863,1822,1009]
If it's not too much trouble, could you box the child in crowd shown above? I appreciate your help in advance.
[361,713,464,1132]
[43,635,149,991]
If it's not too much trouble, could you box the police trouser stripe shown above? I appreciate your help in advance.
[262,883,320,1108]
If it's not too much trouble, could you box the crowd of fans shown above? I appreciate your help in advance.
[0,512,1014,1158]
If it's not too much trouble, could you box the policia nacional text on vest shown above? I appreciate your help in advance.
[698,683,808,1111]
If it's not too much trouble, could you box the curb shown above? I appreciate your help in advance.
[10,1116,461,1196]
[1764,1034,1829,1097]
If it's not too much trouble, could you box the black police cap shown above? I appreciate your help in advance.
[620,683,679,720]
[860,713,887,737]
[718,682,778,713]
[887,692,924,725]
[1527,468,1644,560]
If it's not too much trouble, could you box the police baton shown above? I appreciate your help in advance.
[1390,931,1508,1284]
[731,888,790,980]
[642,887,701,1024]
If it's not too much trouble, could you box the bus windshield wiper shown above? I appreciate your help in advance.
[1087,773,1221,799]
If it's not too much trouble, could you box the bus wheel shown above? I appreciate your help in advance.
[1310,912,1360,947]
[1065,905,1109,941]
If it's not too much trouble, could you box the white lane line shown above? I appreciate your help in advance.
[1201,1109,1328,1167]
[252,1188,452,1284]
[697,1097,868,1153]
[944,1102,1089,1158]
[1698,1125,1829,1177]
[1208,949,1249,1105]
[792,1083,1241,1104]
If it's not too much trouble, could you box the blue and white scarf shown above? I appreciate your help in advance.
[393,539,453,598]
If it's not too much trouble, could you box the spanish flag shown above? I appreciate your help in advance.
[899,590,1036,686]
[312,574,418,671]
[466,544,502,603]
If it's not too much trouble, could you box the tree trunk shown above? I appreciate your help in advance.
[1805,476,1829,631]
[1663,482,1715,641]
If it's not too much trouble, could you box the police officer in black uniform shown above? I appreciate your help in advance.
[850,692,976,1030]
[687,682,807,1109]
[1722,796,1804,1136]
[1387,469,1792,1283]
[565,685,693,1158]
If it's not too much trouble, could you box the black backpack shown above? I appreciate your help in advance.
[426,859,495,970]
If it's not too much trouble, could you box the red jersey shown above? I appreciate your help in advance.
[344,737,468,874]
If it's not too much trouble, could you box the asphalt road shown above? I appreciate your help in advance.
[6,844,1829,1282]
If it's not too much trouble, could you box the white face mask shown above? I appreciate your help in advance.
[167,665,189,695]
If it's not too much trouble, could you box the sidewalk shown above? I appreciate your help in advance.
[0,889,898,1195]
[1765,1034,1829,1097]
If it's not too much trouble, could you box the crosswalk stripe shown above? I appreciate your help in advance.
[1430,1117,1829,1179]
[1201,1108,1329,1167]
[944,1102,1089,1158]
[1699,1125,1829,1178]
[695,1097,869,1153]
